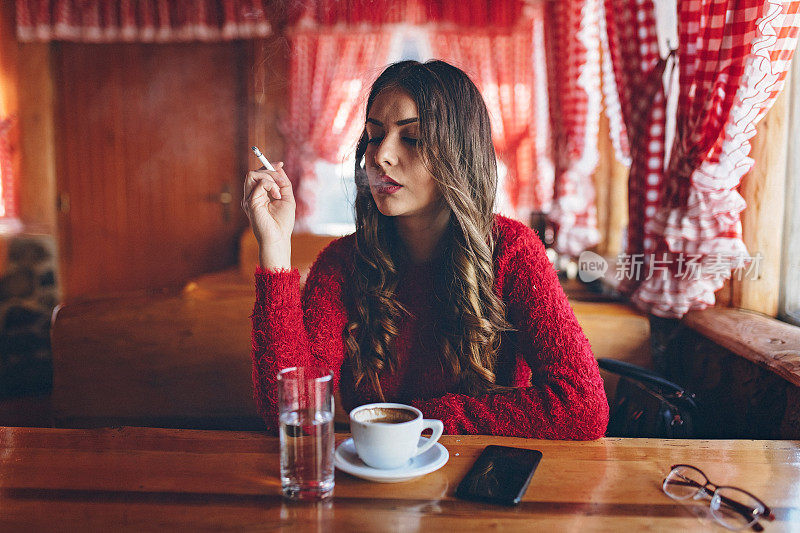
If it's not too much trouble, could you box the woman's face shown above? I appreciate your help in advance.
[364,89,443,220]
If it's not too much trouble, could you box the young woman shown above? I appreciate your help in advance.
[243,60,608,439]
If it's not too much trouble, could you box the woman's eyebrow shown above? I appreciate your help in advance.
[366,117,419,126]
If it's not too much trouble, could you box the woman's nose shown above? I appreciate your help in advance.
[375,136,399,168]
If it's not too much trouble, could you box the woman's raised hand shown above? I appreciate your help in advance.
[242,162,294,270]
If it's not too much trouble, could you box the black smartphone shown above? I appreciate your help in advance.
[455,445,543,505]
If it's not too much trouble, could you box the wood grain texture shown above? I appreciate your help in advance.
[0,427,797,532]
[734,73,790,315]
[50,270,260,429]
[594,106,629,258]
[594,108,611,256]
[571,300,651,403]
[17,42,58,233]
[715,277,733,308]
[667,324,792,439]
[781,47,800,323]
[54,42,248,301]
[683,307,800,387]
[246,36,289,169]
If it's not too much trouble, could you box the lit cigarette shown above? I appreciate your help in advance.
[250,146,276,171]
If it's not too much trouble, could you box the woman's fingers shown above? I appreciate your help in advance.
[241,161,296,246]
[260,177,282,200]
[266,163,294,200]
[244,169,275,197]
[243,178,275,207]
[243,163,292,204]
[244,173,280,205]
[245,182,281,217]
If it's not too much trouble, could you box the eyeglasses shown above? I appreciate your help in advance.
[662,464,775,531]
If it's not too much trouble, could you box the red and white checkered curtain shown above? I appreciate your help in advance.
[600,0,671,294]
[286,0,525,28]
[283,0,545,226]
[16,0,274,42]
[430,8,554,221]
[543,0,602,257]
[282,30,392,224]
[632,0,800,317]
[0,116,16,218]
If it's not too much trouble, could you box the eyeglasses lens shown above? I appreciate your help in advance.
[711,487,764,530]
[663,466,708,500]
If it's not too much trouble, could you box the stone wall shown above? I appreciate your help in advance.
[0,233,57,398]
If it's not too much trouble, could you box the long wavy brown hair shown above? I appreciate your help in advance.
[345,60,513,399]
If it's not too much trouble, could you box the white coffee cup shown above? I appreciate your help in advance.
[349,403,444,470]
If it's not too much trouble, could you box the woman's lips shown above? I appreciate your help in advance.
[372,175,403,194]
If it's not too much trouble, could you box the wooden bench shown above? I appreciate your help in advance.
[571,300,651,400]
[51,270,260,429]
[51,232,338,429]
[51,233,650,429]
[664,308,800,439]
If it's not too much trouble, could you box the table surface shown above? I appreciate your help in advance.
[1,427,798,532]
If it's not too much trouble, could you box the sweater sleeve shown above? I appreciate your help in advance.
[250,241,350,432]
[410,231,609,440]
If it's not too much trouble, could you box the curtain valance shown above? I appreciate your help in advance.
[15,0,536,43]
[287,0,531,30]
[16,0,275,42]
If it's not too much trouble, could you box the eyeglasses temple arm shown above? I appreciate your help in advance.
[666,480,773,528]
[716,492,771,529]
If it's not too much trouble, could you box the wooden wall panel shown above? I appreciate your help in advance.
[17,42,57,233]
[55,42,248,301]
[666,319,795,439]
[246,36,290,165]
[732,71,791,316]
[594,107,628,258]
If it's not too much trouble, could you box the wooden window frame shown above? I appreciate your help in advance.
[780,40,800,327]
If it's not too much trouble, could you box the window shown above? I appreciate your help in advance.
[0,38,21,232]
[304,28,429,235]
[302,158,358,235]
[304,28,514,235]
[0,106,20,233]
[0,126,8,217]
[780,39,800,326]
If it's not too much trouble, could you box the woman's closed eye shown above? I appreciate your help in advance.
[366,136,420,146]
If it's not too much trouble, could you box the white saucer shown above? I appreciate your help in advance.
[334,438,449,483]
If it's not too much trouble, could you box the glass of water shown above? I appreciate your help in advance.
[277,366,335,501]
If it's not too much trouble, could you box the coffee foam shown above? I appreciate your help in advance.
[352,407,417,424]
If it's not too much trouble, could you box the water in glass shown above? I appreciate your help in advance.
[279,409,334,500]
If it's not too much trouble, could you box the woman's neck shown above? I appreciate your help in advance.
[395,207,451,265]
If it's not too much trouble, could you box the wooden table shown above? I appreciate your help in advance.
[1,427,798,531]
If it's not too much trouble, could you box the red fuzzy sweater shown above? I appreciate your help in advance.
[251,215,609,439]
